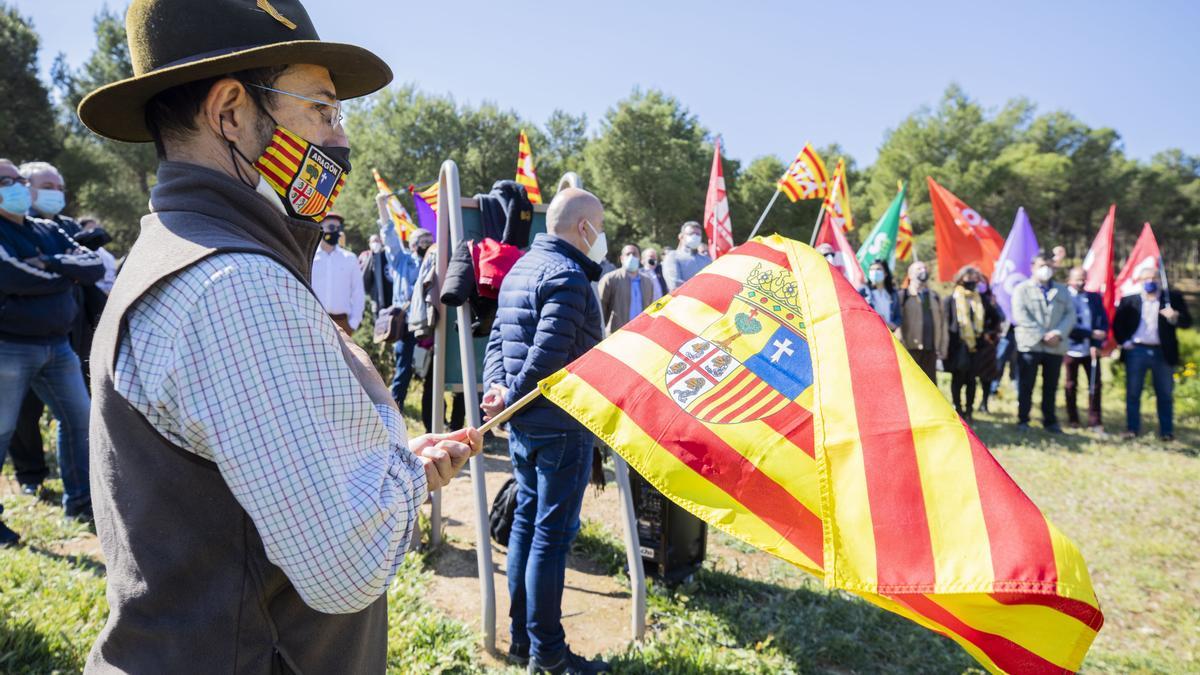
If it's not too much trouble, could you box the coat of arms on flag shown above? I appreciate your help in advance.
[540,235,1104,674]
[665,264,813,423]
[255,126,345,220]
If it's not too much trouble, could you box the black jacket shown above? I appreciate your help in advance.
[476,180,533,246]
[0,215,104,343]
[1113,291,1192,366]
[361,251,392,310]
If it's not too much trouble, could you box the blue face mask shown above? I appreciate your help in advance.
[32,189,65,217]
[0,183,32,216]
[1144,281,1159,294]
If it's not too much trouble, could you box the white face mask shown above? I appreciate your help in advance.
[583,220,608,263]
[684,233,702,250]
[622,255,640,272]
[1035,265,1054,282]
[369,242,382,254]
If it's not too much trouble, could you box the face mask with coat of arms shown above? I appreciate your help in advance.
[252,125,351,222]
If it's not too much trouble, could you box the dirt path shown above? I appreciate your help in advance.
[421,437,636,667]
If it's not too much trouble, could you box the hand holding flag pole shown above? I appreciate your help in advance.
[478,388,543,435]
[1158,255,1172,309]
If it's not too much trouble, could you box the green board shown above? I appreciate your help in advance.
[443,202,547,389]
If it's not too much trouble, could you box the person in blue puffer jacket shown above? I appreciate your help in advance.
[480,188,610,674]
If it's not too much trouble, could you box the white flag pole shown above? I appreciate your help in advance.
[747,188,782,242]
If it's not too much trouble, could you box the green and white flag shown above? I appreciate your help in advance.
[856,183,906,275]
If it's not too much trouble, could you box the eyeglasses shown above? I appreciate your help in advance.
[247,83,344,129]
[0,175,29,188]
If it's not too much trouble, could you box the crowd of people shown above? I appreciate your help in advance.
[0,5,1194,671]
[839,247,1193,439]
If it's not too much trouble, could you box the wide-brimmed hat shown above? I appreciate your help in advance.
[78,0,392,142]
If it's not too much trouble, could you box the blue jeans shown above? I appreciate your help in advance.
[389,333,417,406]
[0,339,91,509]
[1124,345,1174,436]
[507,424,594,661]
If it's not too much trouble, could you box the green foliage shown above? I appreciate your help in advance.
[385,555,479,673]
[0,4,62,163]
[862,84,1200,271]
[0,495,107,673]
[584,89,710,246]
[19,11,1200,272]
[1173,329,1200,421]
[51,7,156,255]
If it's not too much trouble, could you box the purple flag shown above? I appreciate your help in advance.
[410,184,438,242]
[992,207,1040,322]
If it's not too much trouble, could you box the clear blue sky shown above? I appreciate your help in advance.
[17,0,1200,167]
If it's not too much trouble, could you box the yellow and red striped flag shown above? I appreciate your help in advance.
[896,180,914,262]
[821,157,854,231]
[516,130,543,204]
[372,169,418,241]
[412,181,439,213]
[254,126,345,219]
[540,235,1103,674]
[778,143,829,202]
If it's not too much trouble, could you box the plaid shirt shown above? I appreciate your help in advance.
[114,252,428,614]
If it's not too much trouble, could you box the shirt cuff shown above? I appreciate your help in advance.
[375,404,429,506]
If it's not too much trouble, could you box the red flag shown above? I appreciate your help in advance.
[704,139,733,259]
[1114,222,1162,299]
[815,212,865,289]
[1082,205,1117,346]
[927,178,1005,282]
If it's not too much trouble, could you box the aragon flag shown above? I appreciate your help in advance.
[778,143,829,202]
[540,235,1103,674]
[928,178,1005,281]
[895,181,915,262]
[372,169,419,242]
[516,130,543,204]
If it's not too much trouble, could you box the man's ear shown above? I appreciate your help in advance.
[201,78,255,143]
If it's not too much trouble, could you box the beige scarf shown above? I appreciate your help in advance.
[954,285,985,350]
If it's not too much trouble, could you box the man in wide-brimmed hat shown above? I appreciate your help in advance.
[78,1,480,671]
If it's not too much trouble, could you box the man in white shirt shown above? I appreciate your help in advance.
[312,213,365,333]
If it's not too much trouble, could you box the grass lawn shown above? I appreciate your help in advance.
[2,344,1197,673]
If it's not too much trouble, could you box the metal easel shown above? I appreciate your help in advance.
[429,161,646,654]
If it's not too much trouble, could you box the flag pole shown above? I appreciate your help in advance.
[808,204,827,246]
[1158,255,1172,309]
[809,166,842,246]
[478,387,543,435]
[747,189,781,242]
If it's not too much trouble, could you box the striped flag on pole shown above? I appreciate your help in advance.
[703,138,733,259]
[896,181,915,262]
[778,143,829,202]
[372,169,418,242]
[540,235,1103,674]
[516,130,543,204]
[821,158,854,231]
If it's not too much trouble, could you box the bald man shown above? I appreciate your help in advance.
[482,188,610,673]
